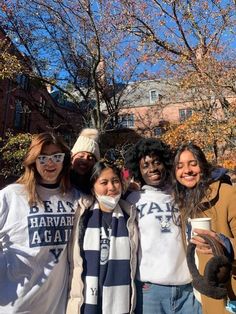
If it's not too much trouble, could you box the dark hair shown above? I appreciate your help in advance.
[172,143,213,224]
[125,138,173,186]
[17,132,71,205]
[90,160,123,189]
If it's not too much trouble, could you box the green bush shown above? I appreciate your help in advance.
[0,132,32,178]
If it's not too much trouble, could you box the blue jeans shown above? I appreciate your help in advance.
[135,281,202,314]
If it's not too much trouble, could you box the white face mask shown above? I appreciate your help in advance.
[96,194,121,212]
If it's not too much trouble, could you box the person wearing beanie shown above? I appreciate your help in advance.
[70,128,100,194]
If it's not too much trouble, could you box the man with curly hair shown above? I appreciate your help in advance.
[125,138,202,314]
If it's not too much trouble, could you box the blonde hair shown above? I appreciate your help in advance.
[17,132,71,205]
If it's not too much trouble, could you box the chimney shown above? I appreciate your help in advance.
[96,59,106,87]
[46,83,53,93]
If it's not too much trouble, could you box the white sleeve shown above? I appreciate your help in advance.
[0,188,10,231]
[0,189,9,281]
[0,188,9,282]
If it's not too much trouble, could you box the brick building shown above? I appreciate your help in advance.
[0,27,83,145]
[0,28,84,188]
[113,79,232,137]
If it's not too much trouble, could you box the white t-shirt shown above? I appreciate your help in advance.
[127,185,191,285]
[0,183,80,314]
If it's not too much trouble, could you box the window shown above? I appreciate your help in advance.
[46,107,54,124]
[179,108,192,122]
[149,90,163,103]
[38,96,54,124]
[150,90,158,102]
[14,100,23,129]
[149,90,158,103]
[16,74,29,90]
[14,99,31,131]
[154,127,163,136]
[39,96,47,113]
[119,114,134,128]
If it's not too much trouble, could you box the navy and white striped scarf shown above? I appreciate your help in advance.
[82,202,131,314]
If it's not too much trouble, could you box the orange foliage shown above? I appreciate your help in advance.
[161,112,236,170]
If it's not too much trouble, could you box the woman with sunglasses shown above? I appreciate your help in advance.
[0,132,81,314]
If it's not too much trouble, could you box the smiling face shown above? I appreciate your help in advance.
[175,150,201,188]
[36,144,64,184]
[93,167,122,197]
[72,151,96,176]
[139,154,166,187]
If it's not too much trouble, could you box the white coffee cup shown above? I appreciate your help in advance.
[190,217,212,235]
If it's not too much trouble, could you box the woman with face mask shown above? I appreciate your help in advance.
[66,160,138,314]
[172,143,236,314]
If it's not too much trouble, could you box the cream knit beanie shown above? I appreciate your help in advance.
[71,128,100,161]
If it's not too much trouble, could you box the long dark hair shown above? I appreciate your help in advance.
[172,143,213,225]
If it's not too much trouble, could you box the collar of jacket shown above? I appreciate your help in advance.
[79,194,94,212]
[73,194,94,225]
[119,198,135,216]
[201,180,221,204]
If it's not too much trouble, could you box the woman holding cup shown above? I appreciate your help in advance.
[125,138,202,314]
[172,143,236,314]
